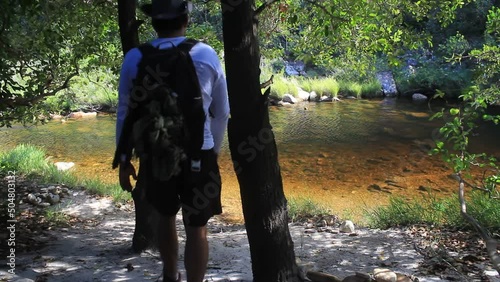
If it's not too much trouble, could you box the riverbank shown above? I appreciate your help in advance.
[1,174,498,282]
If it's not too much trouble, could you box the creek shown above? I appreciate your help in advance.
[2,99,499,222]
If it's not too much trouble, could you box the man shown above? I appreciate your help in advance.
[115,1,230,281]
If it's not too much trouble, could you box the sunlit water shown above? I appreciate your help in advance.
[2,99,499,221]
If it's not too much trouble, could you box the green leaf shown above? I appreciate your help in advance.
[450,108,460,115]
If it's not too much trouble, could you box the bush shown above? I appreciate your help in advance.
[394,61,472,98]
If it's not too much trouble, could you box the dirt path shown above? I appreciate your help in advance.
[1,188,499,282]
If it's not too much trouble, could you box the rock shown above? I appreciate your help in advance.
[47,194,60,205]
[67,111,97,119]
[282,94,298,104]
[285,61,305,76]
[342,275,369,282]
[309,91,318,101]
[395,273,413,282]
[27,193,41,205]
[376,71,398,97]
[50,114,64,120]
[340,220,355,233]
[54,162,75,171]
[320,96,333,102]
[298,89,310,101]
[373,268,397,282]
[307,271,343,282]
[412,93,428,102]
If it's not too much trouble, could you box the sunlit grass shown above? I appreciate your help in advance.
[339,81,363,98]
[0,144,130,203]
[365,192,500,230]
[287,196,332,222]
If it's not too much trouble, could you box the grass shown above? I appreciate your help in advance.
[287,196,332,222]
[0,144,129,202]
[365,192,500,231]
[339,81,363,98]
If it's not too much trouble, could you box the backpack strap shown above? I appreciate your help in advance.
[177,38,198,53]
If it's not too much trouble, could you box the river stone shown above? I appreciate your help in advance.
[298,89,310,101]
[395,273,412,282]
[412,93,428,102]
[342,275,369,282]
[55,162,75,171]
[374,268,397,282]
[320,96,333,102]
[48,194,60,205]
[309,91,318,101]
[340,220,355,233]
[282,94,297,104]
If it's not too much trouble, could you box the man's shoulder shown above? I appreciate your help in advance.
[190,41,220,64]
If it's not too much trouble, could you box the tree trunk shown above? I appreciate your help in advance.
[117,0,154,253]
[221,1,303,281]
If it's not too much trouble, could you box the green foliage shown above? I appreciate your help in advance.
[394,60,471,98]
[0,0,120,127]
[366,192,499,230]
[287,197,331,222]
[44,67,118,113]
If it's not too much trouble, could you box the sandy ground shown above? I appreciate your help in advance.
[1,190,499,282]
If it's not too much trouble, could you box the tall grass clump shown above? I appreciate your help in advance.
[0,145,129,202]
[287,197,331,222]
[269,76,298,98]
[360,79,383,98]
[310,78,339,97]
[0,144,49,175]
[365,192,500,231]
[339,81,363,98]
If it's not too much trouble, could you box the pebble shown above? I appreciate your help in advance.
[374,268,397,282]
[340,220,355,233]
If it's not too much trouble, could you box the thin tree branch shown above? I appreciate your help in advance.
[0,72,78,108]
[458,174,500,273]
[302,0,345,22]
[260,74,274,89]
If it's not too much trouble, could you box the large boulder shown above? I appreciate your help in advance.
[282,94,298,104]
[376,71,398,97]
[412,93,428,103]
[284,61,305,76]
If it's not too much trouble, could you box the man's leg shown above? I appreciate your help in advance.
[184,225,208,282]
[158,215,179,281]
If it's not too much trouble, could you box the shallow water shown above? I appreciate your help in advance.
[2,99,499,221]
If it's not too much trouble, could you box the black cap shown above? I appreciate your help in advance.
[140,0,191,20]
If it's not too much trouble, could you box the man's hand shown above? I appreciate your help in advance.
[119,162,137,192]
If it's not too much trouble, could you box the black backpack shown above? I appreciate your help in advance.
[113,39,205,181]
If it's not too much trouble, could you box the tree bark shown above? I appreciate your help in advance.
[221,1,303,281]
[117,0,154,253]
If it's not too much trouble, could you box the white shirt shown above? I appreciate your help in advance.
[116,37,229,153]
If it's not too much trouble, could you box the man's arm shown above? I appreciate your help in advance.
[209,70,229,154]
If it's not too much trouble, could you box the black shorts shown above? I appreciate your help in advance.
[137,149,222,227]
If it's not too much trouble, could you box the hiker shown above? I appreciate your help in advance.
[114,0,229,281]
